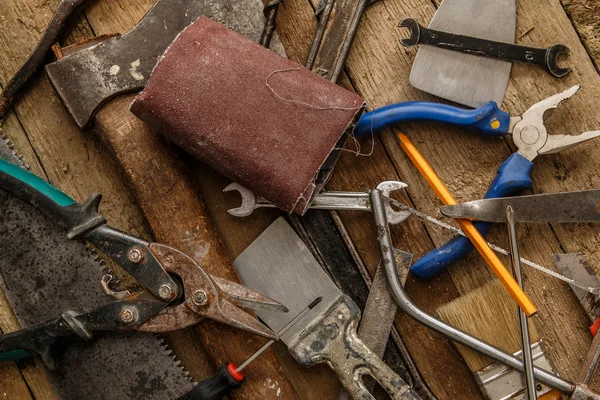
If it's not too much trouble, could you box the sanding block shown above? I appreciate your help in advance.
[131,17,365,214]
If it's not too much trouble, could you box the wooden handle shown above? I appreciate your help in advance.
[398,133,537,317]
[93,95,300,400]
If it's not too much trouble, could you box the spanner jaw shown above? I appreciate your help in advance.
[546,44,571,78]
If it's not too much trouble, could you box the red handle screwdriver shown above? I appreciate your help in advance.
[177,297,322,400]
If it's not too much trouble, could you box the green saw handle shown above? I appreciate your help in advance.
[0,349,32,362]
[0,159,106,238]
[0,159,75,206]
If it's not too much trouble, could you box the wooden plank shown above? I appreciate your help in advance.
[561,0,600,72]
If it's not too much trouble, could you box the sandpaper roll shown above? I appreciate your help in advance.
[130,16,365,214]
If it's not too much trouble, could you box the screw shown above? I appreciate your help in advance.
[128,248,144,264]
[120,307,138,324]
[163,254,175,266]
[192,290,208,306]
[158,284,176,301]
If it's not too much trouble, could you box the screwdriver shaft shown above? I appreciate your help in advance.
[236,297,322,372]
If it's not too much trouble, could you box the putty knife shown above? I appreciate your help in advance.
[234,218,421,400]
[409,0,516,108]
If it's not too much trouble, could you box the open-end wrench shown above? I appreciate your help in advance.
[399,18,571,78]
[223,181,411,225]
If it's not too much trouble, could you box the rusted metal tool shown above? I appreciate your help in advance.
[260,0,282,46]
[235,218,422,400]
[0,159,286,370]
[306,0,371,81]
[45,0,272,129]
[223,181,411,224]
[0,0,89,119]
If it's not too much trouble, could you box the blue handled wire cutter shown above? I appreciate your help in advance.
[355,85,600,278]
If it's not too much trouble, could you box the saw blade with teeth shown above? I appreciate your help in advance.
[0,132,194,399]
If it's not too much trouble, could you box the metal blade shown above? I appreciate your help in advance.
[211,275,289,313]
[553,254,600,322]
[234,217,343,347]
[409,0,515,108]
[539,130,600,156]
[440,190,600,223]
[356,249,412,357]
[0,136,193,399]
[0,131,23,166]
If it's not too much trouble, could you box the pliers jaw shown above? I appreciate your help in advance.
[512,85,600,161]
[137,243,287,339]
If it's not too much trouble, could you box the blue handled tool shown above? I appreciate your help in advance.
[354,100,511,137]
[354,86,600,278]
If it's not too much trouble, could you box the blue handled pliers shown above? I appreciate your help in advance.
[355,85,600,278]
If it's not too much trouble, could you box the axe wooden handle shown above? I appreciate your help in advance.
[93,94,300,400]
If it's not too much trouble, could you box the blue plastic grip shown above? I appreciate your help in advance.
[410,153,534,279]
[0,159,75,206]
[354,101,510,137]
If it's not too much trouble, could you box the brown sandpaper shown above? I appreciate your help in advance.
[130,17,365,214]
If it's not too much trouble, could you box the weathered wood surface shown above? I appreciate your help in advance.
[1,0,600,399]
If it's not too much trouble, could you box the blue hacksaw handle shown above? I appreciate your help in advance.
[410,153,534,279]
[354,101,510,137]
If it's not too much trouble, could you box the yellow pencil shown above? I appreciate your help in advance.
[398,133,537,317]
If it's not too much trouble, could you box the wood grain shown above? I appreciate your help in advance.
[2,0,600,398]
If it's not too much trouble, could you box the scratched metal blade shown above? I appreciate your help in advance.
[0,133,193,399]
[409,0,515,108]
[441,190,600,223]
[234,217,342,346]
[553,254,600,321]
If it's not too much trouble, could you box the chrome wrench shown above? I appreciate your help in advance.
[223,181,411,225]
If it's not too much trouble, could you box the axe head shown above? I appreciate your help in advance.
[46,0,270,129]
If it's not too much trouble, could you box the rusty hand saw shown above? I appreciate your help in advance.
[0,133,193,400]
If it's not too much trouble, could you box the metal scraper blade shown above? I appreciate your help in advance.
[0,135,193,399]
[409,0,516,108]
[234,217,343,347]
[553,253,600,322]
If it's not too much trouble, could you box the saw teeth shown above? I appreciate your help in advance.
[156,335,194,383]
[0,130,26,168]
